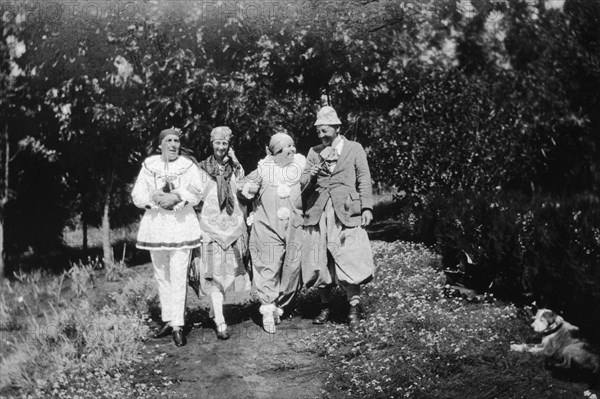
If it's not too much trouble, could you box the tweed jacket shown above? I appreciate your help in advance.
[300,136,373,227]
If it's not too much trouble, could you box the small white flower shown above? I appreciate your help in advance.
[14,41,26,58]
[276,184,291,198]
[60,104,71,116]
[9,61,22,78]
[246,212,254,226]
[277,207,291,220]
[17,296,24,303]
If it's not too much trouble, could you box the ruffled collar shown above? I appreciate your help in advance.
[142,155,195,176]
[257,154,306,186]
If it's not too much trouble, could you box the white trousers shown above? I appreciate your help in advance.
[150,249,191,327]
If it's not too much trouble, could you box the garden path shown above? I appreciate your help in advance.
[127,263,326,399]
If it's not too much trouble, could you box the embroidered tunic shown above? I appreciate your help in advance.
[197,166,247,250]
[190,163,251,296]
[132,155,203,250]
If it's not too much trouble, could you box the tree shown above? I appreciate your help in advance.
[1,7,29,276]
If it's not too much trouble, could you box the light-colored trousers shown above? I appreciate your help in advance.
[150,249,191,327]
[250,217,303,307]
[302,199,374,289]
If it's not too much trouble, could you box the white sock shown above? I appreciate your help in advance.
[259,303,276,317]
[211,291,225,327]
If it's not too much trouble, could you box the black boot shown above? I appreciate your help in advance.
[313,306,331,325]
[172,329,186,347]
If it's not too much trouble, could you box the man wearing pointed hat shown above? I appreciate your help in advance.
[300,106,375,329]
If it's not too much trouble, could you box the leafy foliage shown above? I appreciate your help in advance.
[301,241,598,398]
[1,0,599,347]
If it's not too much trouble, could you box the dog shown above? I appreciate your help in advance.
[510,308,599,374]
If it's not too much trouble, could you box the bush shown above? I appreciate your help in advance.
[401,191,600,344]
[305,241,598,398]
[303,241,533,398]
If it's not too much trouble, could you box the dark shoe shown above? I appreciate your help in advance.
[348,305,361,329]
[216,323,230,340]
[173,329,186,347]
[153,324,172,339]
[313,307,331,325]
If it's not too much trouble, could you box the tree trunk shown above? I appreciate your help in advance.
[1,125,8,279]
[82,208,88,254]
[102,172,114,266]
[0,203,5,280]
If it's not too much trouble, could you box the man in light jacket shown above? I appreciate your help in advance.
[300,106,375,329]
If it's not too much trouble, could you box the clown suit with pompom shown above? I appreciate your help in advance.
[240,131,306,334]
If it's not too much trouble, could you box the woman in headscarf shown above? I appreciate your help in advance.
[131,127,203,347]
[190,126,251,340]
[240,131,305,334]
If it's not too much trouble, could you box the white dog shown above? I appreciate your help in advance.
[510,309,599,373]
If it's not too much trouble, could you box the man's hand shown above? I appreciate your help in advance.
[309,163,330,177]
[361,209,373,226]
[172,201,186,212]
[152,192,182,210]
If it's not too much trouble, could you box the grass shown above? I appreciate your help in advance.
[299,241,600,399]
[62,223,139,249]
[0,258,162,398]
[3,215,599,398]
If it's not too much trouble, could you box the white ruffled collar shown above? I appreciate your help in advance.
[143,155,195,176]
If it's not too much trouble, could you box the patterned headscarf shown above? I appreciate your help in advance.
[210,126,232,142]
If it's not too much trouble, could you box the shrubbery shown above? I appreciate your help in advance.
[364,0,600,340]
[305,241,597,398]
[386,190,600,343]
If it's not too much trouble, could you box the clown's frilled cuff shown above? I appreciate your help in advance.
[259,303,277,315]
[241,182,256,200]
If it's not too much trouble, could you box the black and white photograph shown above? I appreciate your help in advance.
[1,0,599,397]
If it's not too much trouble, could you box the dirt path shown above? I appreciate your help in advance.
[128,264,326,399]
